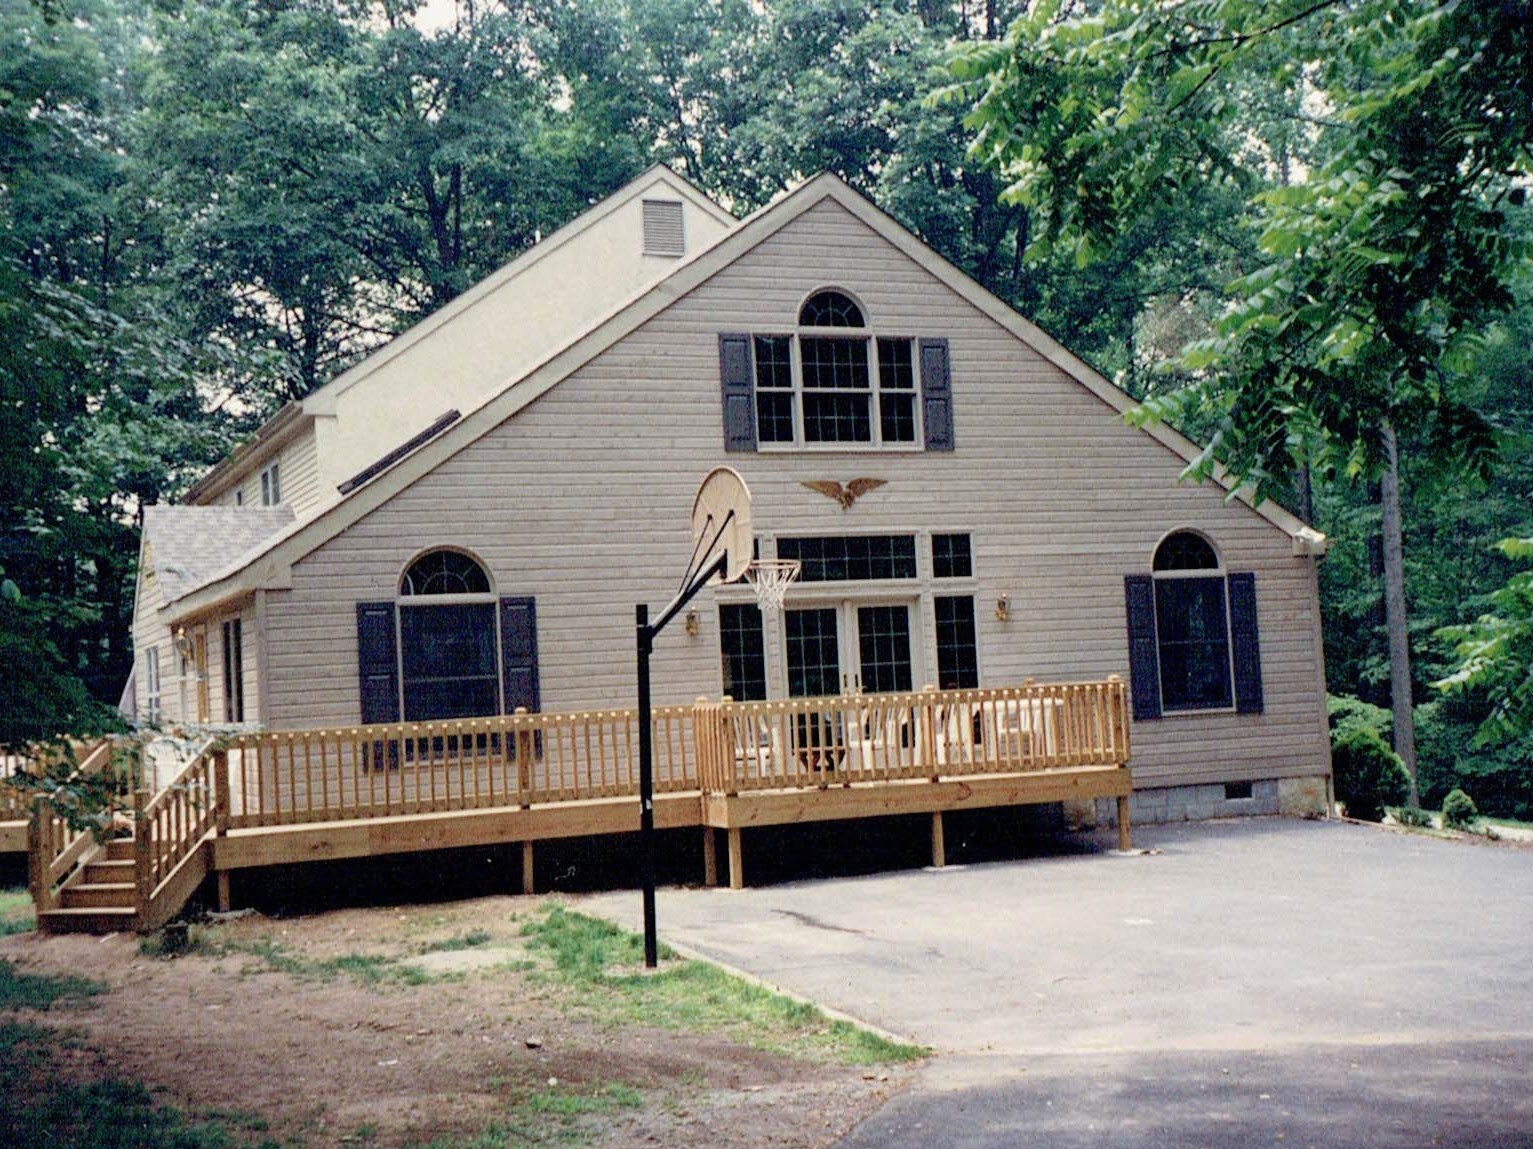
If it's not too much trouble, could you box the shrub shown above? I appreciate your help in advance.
[1442,788,1479,830]
[1332,724,1411,822]
[1393,806,1433,828]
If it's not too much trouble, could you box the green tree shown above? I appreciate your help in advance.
[952,0,1533,800]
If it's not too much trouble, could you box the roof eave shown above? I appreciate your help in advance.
[182,403,309,505]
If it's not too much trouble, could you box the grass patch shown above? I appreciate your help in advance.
[228,937,433,988]
[521,906,926,1065]
[0,958,103,1010]
[420,928,493,954]
[0,1021,280,1148]
[408,1081,644,1148]
[0,887,35,937]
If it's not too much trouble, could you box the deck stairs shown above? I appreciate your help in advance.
[39,835,140,934]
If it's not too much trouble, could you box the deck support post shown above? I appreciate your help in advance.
[215,870,232,914]
[521,840,535,895]
[702,827,718,888]
[931,810,946,868]
[727,827,743,890]
[1116,794,1132,851]
[26,798,47,913]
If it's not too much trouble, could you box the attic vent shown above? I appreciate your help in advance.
[642,199,685,257]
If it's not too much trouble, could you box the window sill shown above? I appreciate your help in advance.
[1159,705,1239,717]
[756,443,929,454]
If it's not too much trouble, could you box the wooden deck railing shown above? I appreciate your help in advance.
[225,704,700,828]
[134,740,220,926]
[24,740,120,912]
[698,679,1129,794]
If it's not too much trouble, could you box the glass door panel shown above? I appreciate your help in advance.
[785,608,841,698]
[855,605,913,694]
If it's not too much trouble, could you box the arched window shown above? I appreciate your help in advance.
[798,290,865,328]
[397,549,500,721]
[401,549,492,596]
[1151,531,1233,712]
[749,288,918,447]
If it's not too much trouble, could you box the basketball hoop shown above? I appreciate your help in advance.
[744,559,801,611]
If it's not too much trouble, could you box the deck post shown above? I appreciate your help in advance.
[215,870,232,914]
[1116,794,1133,851]
[921,685,940,781]
[727,827,743,890]
[521,840,535,895]
[26,797,47,913]
[515,708,532,808]
[702,826,718,888]
[133,786,151,922]
[212,749,230,837]
[931,810,946,868]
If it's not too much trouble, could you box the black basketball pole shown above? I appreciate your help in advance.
[635,550,729,969]
[635,603,658,968]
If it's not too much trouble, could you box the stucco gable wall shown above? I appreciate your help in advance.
[319,177,733,490]
[264,199,1327,789]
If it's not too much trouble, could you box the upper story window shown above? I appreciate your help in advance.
[718,290,953,454]
[260,462,282,506]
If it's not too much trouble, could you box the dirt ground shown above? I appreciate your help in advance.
[0,894,911,1148]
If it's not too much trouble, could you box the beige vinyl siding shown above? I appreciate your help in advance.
[263,199,1328,790]
[319,175,734,488]
[277,430,322,515]
[132,556,178,726]
[224,430,322,513]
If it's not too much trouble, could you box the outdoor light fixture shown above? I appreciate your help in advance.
[996,595,1010,622]
[174,626,194,660]
[684,608,700,637]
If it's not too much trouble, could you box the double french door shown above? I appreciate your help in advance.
[784,601,917,698]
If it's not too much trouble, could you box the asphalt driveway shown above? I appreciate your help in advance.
[582,818,1533,1147]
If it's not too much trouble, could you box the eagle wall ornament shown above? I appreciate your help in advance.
[801,478,888,510]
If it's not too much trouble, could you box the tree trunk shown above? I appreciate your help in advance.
[1379,420,1418,805]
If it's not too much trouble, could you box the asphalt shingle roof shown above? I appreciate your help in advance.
[143,504,295,603]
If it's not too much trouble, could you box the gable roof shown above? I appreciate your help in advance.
[161,173,1324,623]
[183,164,735,506]
[302,164,736,419]
[143,505,295,603]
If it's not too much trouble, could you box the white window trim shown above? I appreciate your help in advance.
[260,461,281,506]
[1151,538,1239,717]
[394,550,504,721]
[143,646,161,725]
[755,326,924,452]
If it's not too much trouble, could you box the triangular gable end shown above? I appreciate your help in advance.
[161,174,1324,623]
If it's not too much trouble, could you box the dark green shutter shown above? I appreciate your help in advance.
[1228,572,1264,714]
[1124,576,1162,721]
[499,596,540,714]
[719,333,757,452]
[356,602,399,725]
[919,338,954,451]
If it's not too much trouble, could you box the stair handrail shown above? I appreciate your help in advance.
[24,739,121,914]
[134,738,223,922]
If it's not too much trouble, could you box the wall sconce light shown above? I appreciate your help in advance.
[684,609,700,637]
[174,626,194,660]
[995,595,1010,623]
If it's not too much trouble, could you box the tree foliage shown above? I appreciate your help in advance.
[952,0,1532,500]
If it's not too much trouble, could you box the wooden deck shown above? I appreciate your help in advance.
[16,679,1132,931]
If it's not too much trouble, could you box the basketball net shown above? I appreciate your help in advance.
[743,559,801,611]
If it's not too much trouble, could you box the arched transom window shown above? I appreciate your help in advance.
[1152,531,1233,712]
[751,287,919,447]
[401,549,492,596]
